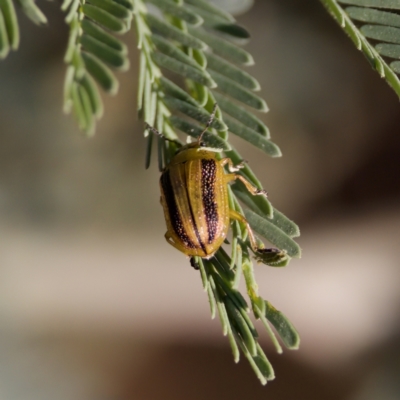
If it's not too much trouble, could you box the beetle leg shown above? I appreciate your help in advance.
[220,158,247,172]
[229,209,278,255]
[229,209,259,252]
[225,173,268,197]
[165,231,193,254]
[190,257,200,270]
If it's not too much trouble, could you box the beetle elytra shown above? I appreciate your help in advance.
[146,104,277,264]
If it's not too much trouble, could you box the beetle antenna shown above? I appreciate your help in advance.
[197,103,218,144]
[145,123,181,146]
[145,122,163,138]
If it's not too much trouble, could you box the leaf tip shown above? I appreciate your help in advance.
[244,55,255,66]
[210,79,218,89]
[259,100,269,113]
[109,81,119,96]
[252,80,261,91]
[271,145,282,158]
[193,16,204,28]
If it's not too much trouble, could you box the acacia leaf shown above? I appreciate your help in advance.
[146,13,207,49]
[0,0,19,50]
[244,209,302,258]
[188,25,254,65]
[146,0,203,26]
[82,4,127,33]
[153,51,216,87]
[209,70,268,111]
[81,18,128,53]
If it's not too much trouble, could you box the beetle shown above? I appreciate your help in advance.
[146,104,279,266]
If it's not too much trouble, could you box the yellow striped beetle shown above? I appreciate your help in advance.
[147,104,278,266]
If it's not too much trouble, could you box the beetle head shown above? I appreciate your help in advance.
[174,139,223,155]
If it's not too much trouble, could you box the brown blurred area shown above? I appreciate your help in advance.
[1,0,400,399]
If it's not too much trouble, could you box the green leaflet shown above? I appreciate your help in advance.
[225,297,257,357]
[338,0,400,9]
[143,68,156,126]
[204,264,230,336]
[244,209,302,258]
[113,0,133,11]
[270,208,300,238]
[185,0,234,22]
[17,0,47,25]
[346,6,400,28]
[226,325,240,363]
[80,73,103,118]
[213,92,269,137]
[233,331,274,385]
[188,25,253,65]
[61,0,74,12]
[163,96,228,131]
[213,24,251,39]
[152,52,216,87]
[80,34,129,69]
[82,51,119,93]
[82,4,127,33]
[146,13,207,49]
[146,0,203,26]
[207,52,260,90]
[158,76,199,106]
[204,273,217,318]
[233,187,300,238]
[361,24,400,44]
[63,65,75,113]
[376,43,400,58]
[0,0,19,50]
[212,250,236,282]
[81,19,128,53]
[186,4,250,39]
[192,48,207,69]
[0,8,9,58]
[78,83,95,136]
[191,81,208,106]
[88,0,131,20]
[152,34,201,69]
[223,114,281,157]
[71,82,87,130]
[264,301,300,350]
[253,343,275,382]
[390,60,400,73]
[209,70,268,111]
[65,0,79,23]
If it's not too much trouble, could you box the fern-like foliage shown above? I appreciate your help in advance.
[134,0,301,384]
[62,0,132,134]
[0,0,302,384]
[321,0,400,98]
[0,0,46,59]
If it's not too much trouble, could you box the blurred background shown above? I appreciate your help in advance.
[1,0,400,399]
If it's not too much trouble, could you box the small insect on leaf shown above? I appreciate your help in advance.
[146,104,279,261]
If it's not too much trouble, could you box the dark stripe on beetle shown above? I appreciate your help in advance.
[180,164,207,254]
[185,184,207,254]
[160,170,195,249]
[201,159,218,244]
